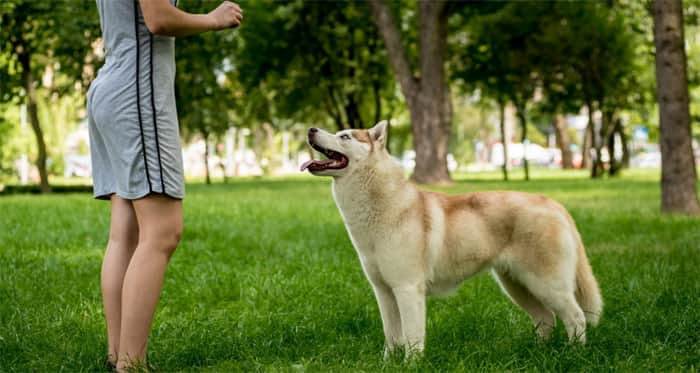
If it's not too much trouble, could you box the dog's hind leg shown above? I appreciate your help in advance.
[538,289,586,343]
[516,271,587,344]
[493,269,555,339]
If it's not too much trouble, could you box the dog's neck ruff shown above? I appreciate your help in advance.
[332,156,414,223]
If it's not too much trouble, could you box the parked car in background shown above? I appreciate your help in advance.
[630,144,661,168]
[400,150,458,172]
[490,142,556,167]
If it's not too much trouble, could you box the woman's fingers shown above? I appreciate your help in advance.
[209,1,243,30]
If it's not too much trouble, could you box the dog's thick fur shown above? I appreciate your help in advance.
[304,122,602,357]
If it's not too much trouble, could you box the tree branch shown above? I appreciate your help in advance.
[367,0,418,100]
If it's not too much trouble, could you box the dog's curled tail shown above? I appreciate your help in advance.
[574,231,603,326]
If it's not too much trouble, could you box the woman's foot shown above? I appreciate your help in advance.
[104,357,117,372]
[116,359,153,372]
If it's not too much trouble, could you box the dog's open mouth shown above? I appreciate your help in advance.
[300,142,349,172]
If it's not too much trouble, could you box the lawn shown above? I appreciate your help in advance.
[1,170,699,372]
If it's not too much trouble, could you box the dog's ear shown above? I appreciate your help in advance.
[369,120,388,147]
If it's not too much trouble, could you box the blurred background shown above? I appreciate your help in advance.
[0,0,698,188]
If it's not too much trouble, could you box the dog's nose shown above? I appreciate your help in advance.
[308,128,318,142]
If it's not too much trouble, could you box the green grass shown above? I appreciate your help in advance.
[1,170,699,372]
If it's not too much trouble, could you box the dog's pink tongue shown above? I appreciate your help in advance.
[300,159,316,171]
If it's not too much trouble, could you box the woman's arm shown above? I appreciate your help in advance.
[139,0,242,37]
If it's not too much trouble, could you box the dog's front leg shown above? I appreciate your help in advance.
[372,283,403,359]
[393,284,426,358]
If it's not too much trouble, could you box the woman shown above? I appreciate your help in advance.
[87,0,242,370]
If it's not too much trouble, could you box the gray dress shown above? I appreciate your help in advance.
[87,0,184,200]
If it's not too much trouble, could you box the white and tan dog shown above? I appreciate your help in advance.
[301,121,602,358]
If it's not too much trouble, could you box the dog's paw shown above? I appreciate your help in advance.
[383,346,402,362]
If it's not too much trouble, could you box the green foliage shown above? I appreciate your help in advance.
[234,0,396,130]
[0,85,89,183]
[0,0,100,183]
[614,0,700,139]
[0,103,20,178]
[0,0,695,180]
[1,172,699,370]
[452,2,643,136]
[175,0,238,141]
[0,0,100,99]
[451,2,549,154]
[0,0,49,101]
[450,98,493,165]
[452,2,540,109]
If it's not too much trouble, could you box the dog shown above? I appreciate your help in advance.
[301,121,602,358]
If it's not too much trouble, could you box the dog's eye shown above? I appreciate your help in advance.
[340,134,351,141]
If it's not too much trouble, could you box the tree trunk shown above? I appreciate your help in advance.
[553,114,573,169]
[592,109,613,179]
[19,52,50,193]
[515,104,529,181]
[581,122,591,170]
[607,117,628,176]
[368,0,452,185]
[219,163,228,183]
[653,0,700,214]
[607,119,620,176]
[586,101,604,178]
[202,131,211,185]
[619,122,630,168]
[264,122,275,175]
[498,101,508,181]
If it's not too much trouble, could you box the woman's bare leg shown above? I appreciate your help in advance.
[117,194,182,370]
[102,195,139,365]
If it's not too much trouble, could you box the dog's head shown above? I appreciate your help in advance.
[300,120,388,177]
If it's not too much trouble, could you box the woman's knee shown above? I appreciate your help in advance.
[142,223,182,257]
[169,224,183,252]
[108,228,139,250]
[133,194,183,257]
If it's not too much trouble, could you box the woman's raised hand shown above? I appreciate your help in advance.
[208,1,243,30]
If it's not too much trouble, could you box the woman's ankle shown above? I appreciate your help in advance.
[107,351,118,364]
[116,357,149,372]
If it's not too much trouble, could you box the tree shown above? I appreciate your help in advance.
[532,2,641,178]
[452,3,546,181]
[568,5,638,178]
[552,115,574,169]
[533,16,586,170]
[451,38,511,180]
[499,103,509,180]
[234,0,396,132]
[652,0,700,214]
[1,1,53,192]
[0,0,99,192]
[367,0,453,184]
